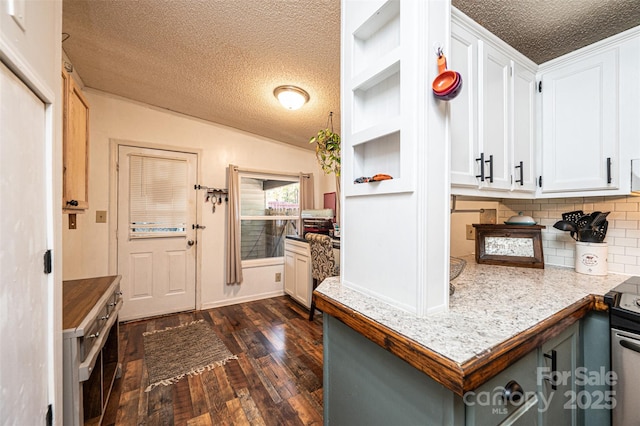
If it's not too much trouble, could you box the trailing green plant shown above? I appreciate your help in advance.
[309,128,340,177]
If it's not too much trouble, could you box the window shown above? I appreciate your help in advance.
[128,154,188,238]
[240,174,300,261]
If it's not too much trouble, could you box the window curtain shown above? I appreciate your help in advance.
[226,164,243,285]
[299,172,314,211]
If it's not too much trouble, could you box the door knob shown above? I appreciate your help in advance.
[187,240,195,246]
[502,380,524,404]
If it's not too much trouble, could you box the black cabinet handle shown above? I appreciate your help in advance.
[514,161,524,186]
[66,200,78,207]
[538,176,543,188]
[544,349,557,390]
[607,157,612,184]
[475,153,485,181]
[485,155,494,183]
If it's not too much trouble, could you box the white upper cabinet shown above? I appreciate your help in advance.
[479,41,511,190]
[451,8,640,198]
[538,28,640,197]
[512,63,537,192]
[450,9,537,196]
[450,21,478,188]
[539,49,619,194]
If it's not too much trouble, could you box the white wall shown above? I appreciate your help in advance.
[62,89,334,309]
[450,199,500,257]
[1,1,63,424]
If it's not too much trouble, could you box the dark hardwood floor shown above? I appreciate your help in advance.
[102,296,323,426]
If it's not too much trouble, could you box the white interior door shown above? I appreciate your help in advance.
[0,62,50,422]
[117,146,197,321]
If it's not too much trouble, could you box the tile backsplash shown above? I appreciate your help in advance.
[499,195,640,275]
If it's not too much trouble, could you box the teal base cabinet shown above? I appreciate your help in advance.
[539,322,580,425]
[324,312,611,426]
[323,315,465,426]
[580,311,611,426]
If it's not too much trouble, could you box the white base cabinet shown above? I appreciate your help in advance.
[284,238,312,309]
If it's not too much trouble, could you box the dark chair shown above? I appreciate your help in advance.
[305,233,339,321]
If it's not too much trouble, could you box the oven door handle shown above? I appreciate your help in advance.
[78,298,122,382]
[620,338,640,354]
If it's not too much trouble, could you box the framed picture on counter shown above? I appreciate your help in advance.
[473,224,545,269]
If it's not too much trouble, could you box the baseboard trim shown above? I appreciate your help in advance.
[201,290,286,310]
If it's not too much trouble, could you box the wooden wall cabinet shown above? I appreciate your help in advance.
[62,68,89,212]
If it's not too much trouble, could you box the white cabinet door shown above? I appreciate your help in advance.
[512,63,537,192]
[283,239,312,308]
[540,50,618,193]
[294,253,312,308]
[479,40,511,191]
[450,21,479,188]
[284,250,296,297]
[451,11,537,196]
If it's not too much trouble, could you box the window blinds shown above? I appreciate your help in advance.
[129,154,188,238]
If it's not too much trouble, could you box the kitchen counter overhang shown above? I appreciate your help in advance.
[314,260,625,397]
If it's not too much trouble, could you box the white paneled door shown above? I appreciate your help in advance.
[0,62,50,422]
[117,146,197,321]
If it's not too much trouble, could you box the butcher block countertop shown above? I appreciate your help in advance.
[63,275,120,332]
[313,257,629,396]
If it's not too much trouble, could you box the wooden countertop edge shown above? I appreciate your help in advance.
[313,291,609,397]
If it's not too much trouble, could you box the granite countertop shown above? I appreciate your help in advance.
[314,256,629,395]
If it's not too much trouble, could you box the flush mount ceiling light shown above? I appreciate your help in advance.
[274,85,310,110]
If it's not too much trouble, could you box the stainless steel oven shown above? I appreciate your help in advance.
[611,328,640,426]
[605,276,640,426]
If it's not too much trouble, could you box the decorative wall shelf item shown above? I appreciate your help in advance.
[194,184,228,213]
[473,224,545,269]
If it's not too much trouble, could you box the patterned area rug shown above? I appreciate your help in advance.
[143,319,237,392]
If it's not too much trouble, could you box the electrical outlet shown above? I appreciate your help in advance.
[96,210,107,223]
[466,224,475,240]
[69,213,77,230]
[275,272,281,282]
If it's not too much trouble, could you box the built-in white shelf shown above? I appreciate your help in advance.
[350,117,401,147]
[352,0,400,76]
[353,70,400,133]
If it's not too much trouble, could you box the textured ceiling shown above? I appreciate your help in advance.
[62,1,640,150]
[62,0,341,150]
[453,0,640,64]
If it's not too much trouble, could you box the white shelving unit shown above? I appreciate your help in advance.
[341,0,451,317]
[343,0,412,197]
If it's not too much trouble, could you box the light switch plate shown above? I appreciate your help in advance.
[7,0,26,31]
[96,210,107,223]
